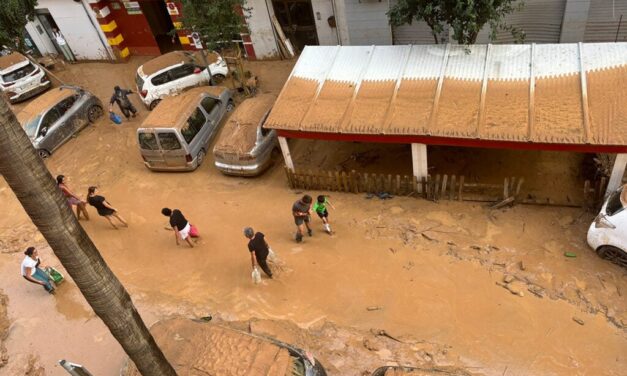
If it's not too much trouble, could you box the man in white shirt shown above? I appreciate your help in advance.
[53,28,75,62]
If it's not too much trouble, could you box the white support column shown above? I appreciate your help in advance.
[411,143,428,180]
[606,153,627,197]
[278,136,295,172]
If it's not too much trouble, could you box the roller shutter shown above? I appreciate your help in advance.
[584,0,627,42]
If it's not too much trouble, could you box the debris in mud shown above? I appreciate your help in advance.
[497,279,526,297]
[0,290,7,368]
[367,306,383,311]
[370,328,403,343]
[527,284,545,298]
[363,338,380,351]
[572,317,585,326]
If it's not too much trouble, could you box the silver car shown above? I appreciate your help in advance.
[213,93,278,176]
[17,86,104,158]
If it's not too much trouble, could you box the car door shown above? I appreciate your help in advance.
[181,106,208,160]
[37,107,62,152]
[53,95,81,147]
[156,131,187,167]
[169,64,205,92]
[199,96,220,140]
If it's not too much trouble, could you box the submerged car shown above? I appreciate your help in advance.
[0,52,50,103]
[17,86,104,158]
[136,50,229,110]
[587,184,627,267]
[137,86,233,171]
[121,317,326,376]
[213,93,278,176]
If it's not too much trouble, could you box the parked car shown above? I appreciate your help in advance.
[587,184,627,267]
[213,93,278,176]
[0,52,50,103]
[121,317,326,376]
[17,86,104,158]
[135,50,229,110]
[371,366,471,375]
[136,86,234,171]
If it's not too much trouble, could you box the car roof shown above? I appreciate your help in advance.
[17,87,78,124]
[0,52,28,71]
[140,86,228,130]
[122,317,296,376]
[214,93,277,154]
[139,51,219,77]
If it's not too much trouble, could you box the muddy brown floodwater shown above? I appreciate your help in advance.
[0,58,625,376]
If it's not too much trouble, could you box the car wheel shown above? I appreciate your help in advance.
[596,245,627,267]
[226,99,235,113]
[149,99,161,110]
[196,149,206,168]
[37,149,50,159]
[213,74,226,84]
[87,104,104,123]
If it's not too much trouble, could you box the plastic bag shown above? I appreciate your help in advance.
[109,112,122,125]
[251,266,261,284]
[268,248,278,262]
[189,224,199,238]
[45,266,64,285]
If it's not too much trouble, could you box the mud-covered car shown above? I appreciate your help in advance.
[587,184,627,267]
[372,366,473,375]
[17,86,104,158]
[0,52,50,103]
[121,317,326,376]
[213,93,278,176]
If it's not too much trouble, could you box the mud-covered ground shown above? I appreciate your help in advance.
[0,57,625,376]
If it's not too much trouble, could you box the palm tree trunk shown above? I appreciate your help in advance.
[0,97,176,375]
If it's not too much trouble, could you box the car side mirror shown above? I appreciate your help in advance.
[39,127,48,137]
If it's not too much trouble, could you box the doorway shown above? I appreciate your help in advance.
[272,0,319,53]
[35,9,73,59]
[139,0,181,54]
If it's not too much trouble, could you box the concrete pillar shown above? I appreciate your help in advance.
[278,137,295,172]
[411,143,428,179]
[560,0,592,42]
[606,153,627,197]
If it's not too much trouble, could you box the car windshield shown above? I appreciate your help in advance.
[135,72,145,90]
[23,114,42,138]
[2,63,35,83]
[605,187,624,216]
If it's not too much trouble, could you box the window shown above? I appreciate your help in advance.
[138,132,159,150]
[181,108,207,144]
[56,96,77,116]
[135,73,145,90]
[1,63,36,83]
[169,64,196,81]
[200,97,219,115]
[606,187,625,216]
[157,132,182,150]
[151,71,170,86]
[40,108,61,133]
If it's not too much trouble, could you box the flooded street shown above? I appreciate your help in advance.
[0,58,625,375]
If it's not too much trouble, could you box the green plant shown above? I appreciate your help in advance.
[179,0,250,51]
[0,0,38,52]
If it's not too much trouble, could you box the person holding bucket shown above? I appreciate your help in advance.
[109,86,138,122]
[161,208,198,248]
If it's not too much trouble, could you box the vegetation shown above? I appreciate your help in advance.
[0,0,38,52]
[179,0,250,50]
[388,0,525,45]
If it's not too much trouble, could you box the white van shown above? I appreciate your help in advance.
[0,52,50,103]
[587,185,627,267]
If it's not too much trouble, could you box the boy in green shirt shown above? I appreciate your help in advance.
[313,195,335,234]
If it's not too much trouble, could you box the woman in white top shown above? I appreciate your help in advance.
[52,28,75,62]
[21,247,55,293]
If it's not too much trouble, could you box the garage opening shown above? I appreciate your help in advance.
[139,0,181,54]
[272,0,319,52]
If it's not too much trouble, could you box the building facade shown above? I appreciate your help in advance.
[25,0,627,62]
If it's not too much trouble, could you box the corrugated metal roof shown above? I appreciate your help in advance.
[266,43,627,147]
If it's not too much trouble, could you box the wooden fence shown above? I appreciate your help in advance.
[285,168,524,204]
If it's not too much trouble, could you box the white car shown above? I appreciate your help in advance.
[0,52,50,103]
[587,185,627,267]
[135,51,229,110]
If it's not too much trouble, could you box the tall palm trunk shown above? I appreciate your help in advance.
[0,97,176,375]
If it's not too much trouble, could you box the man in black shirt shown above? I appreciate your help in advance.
[109,85,138,120]
[244,227,272,278]
[162,207,194,248]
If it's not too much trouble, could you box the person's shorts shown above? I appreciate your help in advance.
[316,210,328,218]
[178,223,191,240]
[67,197,81,206]
[294,215,310,226]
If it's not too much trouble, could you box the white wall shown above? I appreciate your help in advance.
[246,0,281,59]
[36,0,111,60]
[311,0,339,45]
[25,18,57,55]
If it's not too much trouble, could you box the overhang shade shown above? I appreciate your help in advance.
[265,44,627,148]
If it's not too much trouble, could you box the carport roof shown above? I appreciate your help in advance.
[264,44,627,152]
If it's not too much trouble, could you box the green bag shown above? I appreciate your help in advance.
[45,267,64,284]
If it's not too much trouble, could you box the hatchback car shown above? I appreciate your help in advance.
[0,52,50,103]
[17,86,104,158]
[121,317,326,376]
[213,93,278,176]
[136,50,229,110]
[587,184,627,267]
[137,86,233,171]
